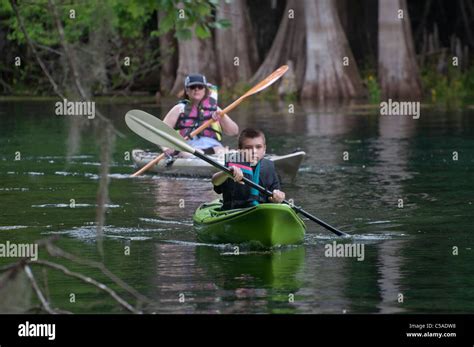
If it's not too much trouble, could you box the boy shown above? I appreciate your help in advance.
[212,128,285,210]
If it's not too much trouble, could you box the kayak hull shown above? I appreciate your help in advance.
[132,149,305,183]
[193,200,306,247]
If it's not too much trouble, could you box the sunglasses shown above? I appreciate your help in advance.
[188,85,205,90]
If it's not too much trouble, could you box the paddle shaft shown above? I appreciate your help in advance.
[289,205,347,237]
[194,151,348,237]
[189,94,254,138]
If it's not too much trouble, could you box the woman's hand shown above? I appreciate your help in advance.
[216,108,239,136]
[269,189,285,203]
[211,111,221,122]
[163,148,176,156]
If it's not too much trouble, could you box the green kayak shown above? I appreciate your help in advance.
[193,200,306,247]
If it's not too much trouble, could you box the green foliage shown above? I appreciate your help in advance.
[109,0,157,38]
[209,19,231,30]
[421,64,474,109]
[362,71,381,104]
[5,0,226,47]
[195,23,210,39]
[4,0,157,46]
[2,0,230,95]
[5,0,58,46]
[155,0,230,40]
[0,0,12,14]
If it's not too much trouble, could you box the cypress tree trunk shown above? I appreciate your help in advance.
[158,11,177,94]
[301,0,365,100]
[250,0,306,92]
[170,31,217,95]
[378,0,422,99]
[215,0,259,88]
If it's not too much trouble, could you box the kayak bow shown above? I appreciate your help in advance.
[193,200,306,247]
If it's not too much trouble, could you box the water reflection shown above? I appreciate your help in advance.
[152,242,207,314]
[196,246,305,289]
[297,244,352,314]
[376,240,408,313]
[370,111,414,313]
[146,177,217,220]
[194,246,305,314]
[150,243,306,314]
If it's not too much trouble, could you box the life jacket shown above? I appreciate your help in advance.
[175,85,222,141]
[226,159,261,207]
[214,158,279,210]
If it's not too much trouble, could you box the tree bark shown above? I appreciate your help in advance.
[301,0,365,100]
[378,0,422,99]
[460,0,474,47]
[158,11,177,94]
[215,0,259,89]
[250,0,306,92]
[170,31,217,95]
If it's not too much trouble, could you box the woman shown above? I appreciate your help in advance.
[162,73,239,157]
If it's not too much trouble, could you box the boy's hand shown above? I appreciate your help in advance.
[229,166,244,184]
[269,189,285,203]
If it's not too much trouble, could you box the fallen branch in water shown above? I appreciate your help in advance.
[1,237,157,314]
[42,237,153,308]
[31,260,142,314]
[23,264,68,314]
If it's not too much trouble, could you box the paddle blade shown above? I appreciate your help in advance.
[246,65,288,96]
[125,109,195,154]
[219,65,289,116]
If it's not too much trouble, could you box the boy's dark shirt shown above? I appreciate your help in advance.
[213,158,281,210]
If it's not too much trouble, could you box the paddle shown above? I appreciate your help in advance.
[125,109,349,238]
[130,65,289,177]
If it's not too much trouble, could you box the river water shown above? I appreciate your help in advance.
[0,98,473,314]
